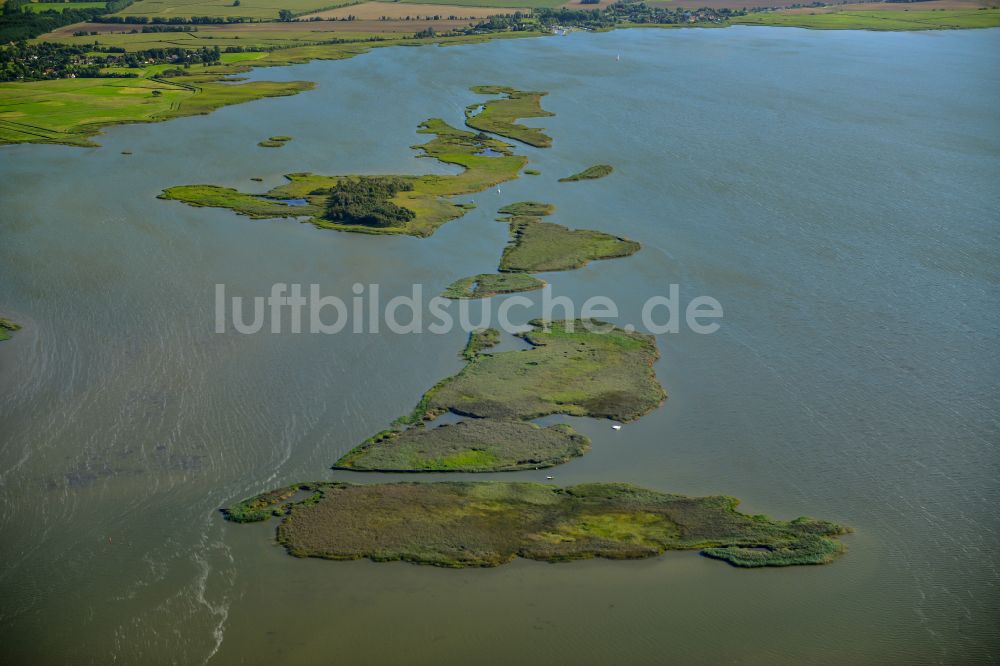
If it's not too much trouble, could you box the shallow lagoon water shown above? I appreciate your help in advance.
[1,26,999,664]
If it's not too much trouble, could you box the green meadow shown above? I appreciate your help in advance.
[0,75,311,146]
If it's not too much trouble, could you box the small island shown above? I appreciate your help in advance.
[499,208,640,273]
[222,481,849,568]
[560,164,614,182]
[441,273,546,299]
[258,135,293,148]
[498,201,555,217]
[465,85,555,148]
[398,321,665,424]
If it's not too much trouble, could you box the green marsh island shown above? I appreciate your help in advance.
[394,321,665,424]
[335,321,664,473]
[160,90,551,237]
[223,481,849,568]
[498,205,641,273]
[560,164,614,182]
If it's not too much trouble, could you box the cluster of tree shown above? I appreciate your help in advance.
[108,45,222,67]
[323,177,416,228]
[82,24,198,33]
[0,40,223,81]
[0,41,103,80]
[139,24,197,32]
[96,14,248,24]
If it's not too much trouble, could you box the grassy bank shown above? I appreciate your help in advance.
[223,480,850,568]
[0,75,313,146]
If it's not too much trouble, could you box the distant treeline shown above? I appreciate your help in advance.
[324,177,415,228]
[0,0,134,42]
[96,15,251,24]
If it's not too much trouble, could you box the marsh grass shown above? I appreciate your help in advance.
[223,481,849,568]
[407,320,666,423]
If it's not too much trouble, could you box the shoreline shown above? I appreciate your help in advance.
[4,18,999,148]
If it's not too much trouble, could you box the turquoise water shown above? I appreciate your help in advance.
[1,26,998,664]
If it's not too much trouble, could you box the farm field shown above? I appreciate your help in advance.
[366,0,561,8]
[40,22,459,50]
[299,1,522,19]
[734,7,1000,30]
[110,0,551,19]
[24,1,106,11]
[112,0,357,19]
